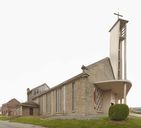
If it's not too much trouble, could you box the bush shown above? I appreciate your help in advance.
[108,104,129,121]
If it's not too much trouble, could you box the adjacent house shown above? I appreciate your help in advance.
[15,83,49,116]
[14,101,39,116]
[1,98,20,116]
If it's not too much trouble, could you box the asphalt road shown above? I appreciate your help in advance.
[0,121,45,128]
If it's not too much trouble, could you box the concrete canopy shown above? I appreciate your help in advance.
[94,80,132,99]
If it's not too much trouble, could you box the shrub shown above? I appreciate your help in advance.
[108,104,129,121]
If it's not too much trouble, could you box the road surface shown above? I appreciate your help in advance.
[0,120,45,128]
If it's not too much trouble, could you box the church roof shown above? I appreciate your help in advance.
[32,57,114,99]
[32,72,89,99]
[86,57,111,68]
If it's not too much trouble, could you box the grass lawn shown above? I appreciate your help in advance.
[0,116,13,120]
[1,116,141,128]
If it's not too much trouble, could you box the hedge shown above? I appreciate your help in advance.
[108,104,129,121]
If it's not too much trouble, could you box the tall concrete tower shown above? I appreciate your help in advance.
[109,18,128,80]
[109,16,128,104]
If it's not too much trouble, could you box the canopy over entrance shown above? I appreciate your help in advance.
[94,80,132,99]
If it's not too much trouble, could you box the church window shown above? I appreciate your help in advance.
[46,93,51,113]
[56,88,62,113]
[72,82,75,111]
[94,87,104,111]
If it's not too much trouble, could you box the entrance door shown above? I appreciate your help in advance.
[29,108,33,115]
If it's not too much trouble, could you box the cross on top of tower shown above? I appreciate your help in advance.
[114,12,123,19]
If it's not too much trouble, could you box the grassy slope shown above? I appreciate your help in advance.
[1,116,141,128]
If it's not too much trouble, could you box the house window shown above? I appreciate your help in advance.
[72,82,75,111]
[56,88,62,113]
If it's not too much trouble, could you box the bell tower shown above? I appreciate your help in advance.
[109,13,129,104]
[109,14,128,80]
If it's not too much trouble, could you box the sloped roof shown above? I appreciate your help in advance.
[86,57,109,68]
[7,98,20,104]
[86,57,115,79]
[32,72,89,99]
[32,57,114,99]
[20,102,39,108]
[2,98,20,107]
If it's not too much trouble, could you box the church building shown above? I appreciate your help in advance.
[16,18,132,118]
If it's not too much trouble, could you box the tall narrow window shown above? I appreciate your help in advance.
[56,88,62,113]
[72,82,75,111]
[46,93,51,113]
[63,86,66,113]
[39,96,43,114]
[43,95,46,113]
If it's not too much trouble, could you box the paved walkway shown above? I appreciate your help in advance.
[129,113,141,117]
[0,121,45,128]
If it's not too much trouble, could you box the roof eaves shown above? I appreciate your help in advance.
[32,72,89,99]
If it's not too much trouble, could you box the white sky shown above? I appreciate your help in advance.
[0,0,140,107]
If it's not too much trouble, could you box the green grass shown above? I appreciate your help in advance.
[0,116,12,120]
[1,116,141,128]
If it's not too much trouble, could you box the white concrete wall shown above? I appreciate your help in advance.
[110,21,121,79]
[111,92,116,104]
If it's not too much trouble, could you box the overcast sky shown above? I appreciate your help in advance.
[0,0,140,107]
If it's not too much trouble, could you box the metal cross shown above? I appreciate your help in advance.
[114,12,123,19]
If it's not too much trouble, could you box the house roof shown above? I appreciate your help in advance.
[7,98,20,104]
[2,98,20,107]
